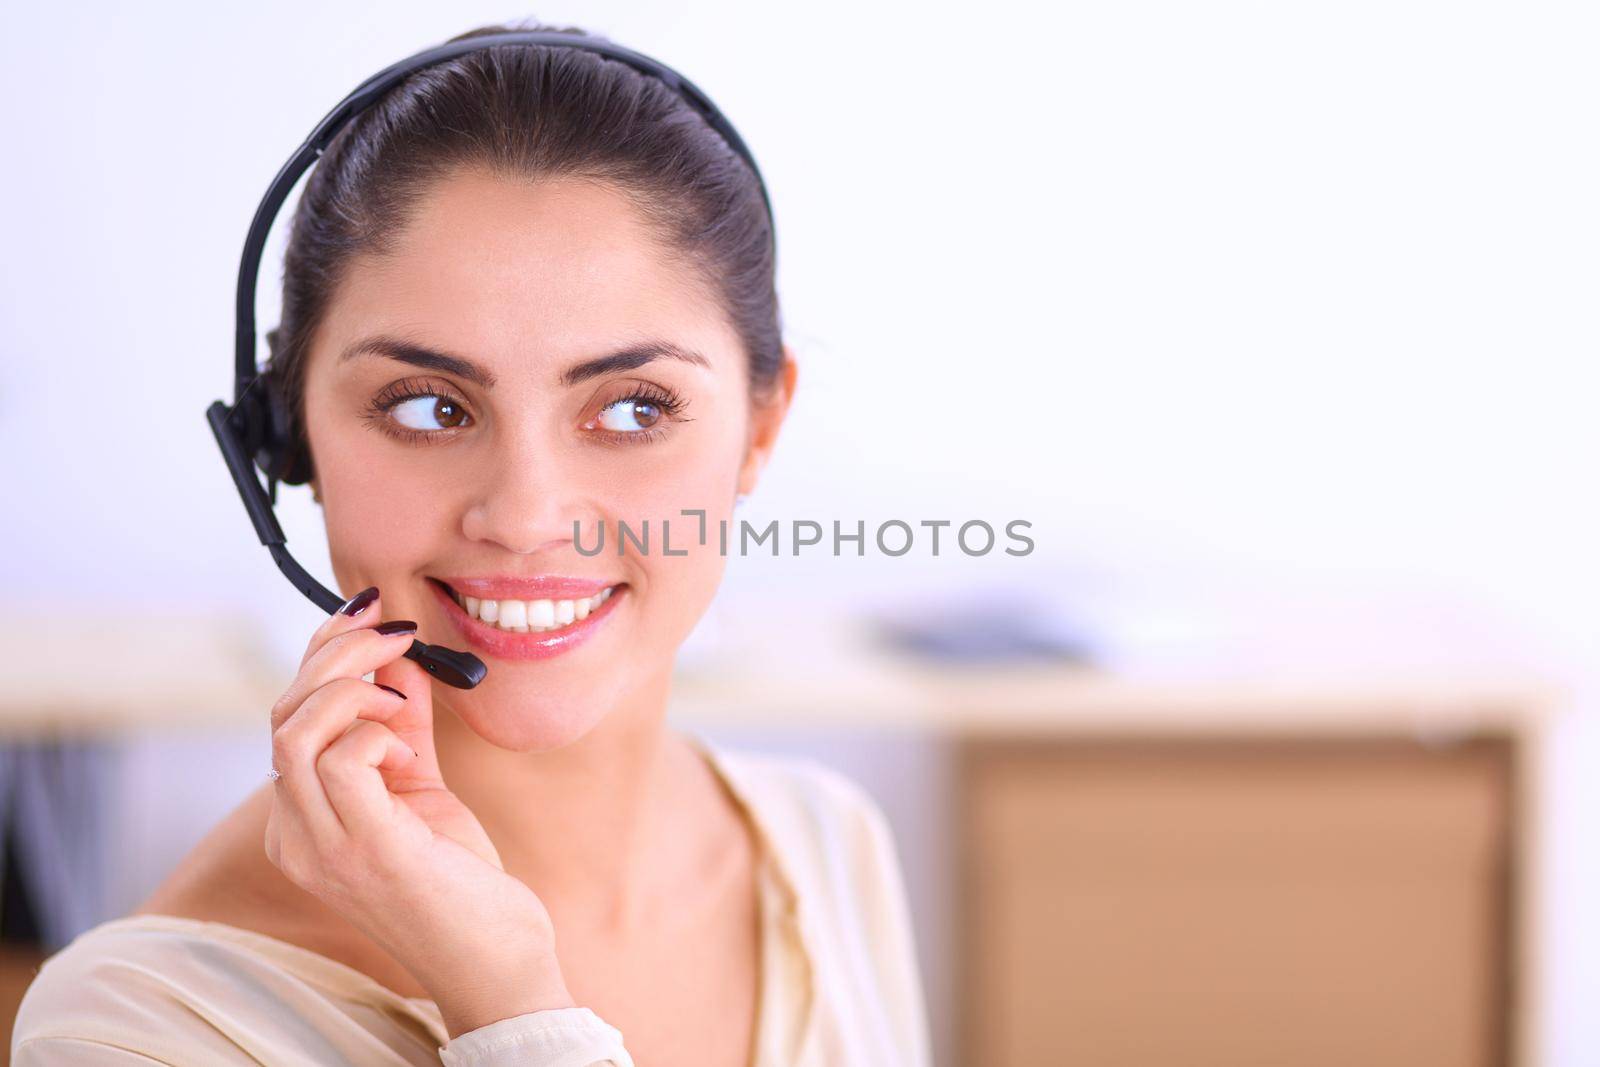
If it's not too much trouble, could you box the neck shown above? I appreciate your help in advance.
[430,668,706,938]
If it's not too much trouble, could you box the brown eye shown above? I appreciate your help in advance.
[595,398,661,433]
[435,399,468,428]
[392,394,470,432]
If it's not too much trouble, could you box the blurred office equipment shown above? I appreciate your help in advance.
[873,594,1097,665]
[0,741,117,947]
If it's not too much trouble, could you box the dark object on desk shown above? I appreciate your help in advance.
[873,602,1097,665]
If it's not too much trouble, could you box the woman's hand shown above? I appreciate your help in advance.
[265,586,575,1038]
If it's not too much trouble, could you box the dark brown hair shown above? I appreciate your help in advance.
[264,18,780,477]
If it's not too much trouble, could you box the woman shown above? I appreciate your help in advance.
[10,20,930,1067]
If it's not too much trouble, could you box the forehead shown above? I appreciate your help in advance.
[319,166,732,382]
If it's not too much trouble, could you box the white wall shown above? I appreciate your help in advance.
[2,1,1596,1061]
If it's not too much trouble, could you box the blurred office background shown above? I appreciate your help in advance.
[1,2,1596,1064]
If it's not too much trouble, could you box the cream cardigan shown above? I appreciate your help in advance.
[10,733,931,1066]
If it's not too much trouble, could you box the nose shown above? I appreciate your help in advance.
[459,444,583,556]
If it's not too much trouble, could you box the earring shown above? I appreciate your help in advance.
[735,492,749,509]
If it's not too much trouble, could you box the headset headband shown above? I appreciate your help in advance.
[208,30,773,689]
[235,29,775,401]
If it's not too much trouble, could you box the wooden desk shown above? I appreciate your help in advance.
[667,622,1553,1067]
[0,605,1556,1066]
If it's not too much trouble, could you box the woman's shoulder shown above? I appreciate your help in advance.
[10,916,266,1064]
[718,745,919,964]
[694,737,932,1064]
[697,740,902,884]
[10,914,447,1065]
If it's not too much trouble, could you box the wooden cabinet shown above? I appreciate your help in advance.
[958,735,1521,1067]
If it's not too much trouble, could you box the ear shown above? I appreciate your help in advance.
[735,342,799,498]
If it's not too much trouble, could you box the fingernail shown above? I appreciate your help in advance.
[339,587,379,617]
[376,683,407,700]
[375,619,418,636]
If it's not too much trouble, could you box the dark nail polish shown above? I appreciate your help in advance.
[339,587,379,617]
[375,619,418,636]
[376,683,407,700]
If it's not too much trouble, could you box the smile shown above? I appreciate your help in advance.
[443,583,618,634]
[427,578,627,662]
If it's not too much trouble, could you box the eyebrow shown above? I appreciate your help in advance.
[338,335,712,390]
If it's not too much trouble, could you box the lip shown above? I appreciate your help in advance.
[436,575,616,599]
[428,578,626,662]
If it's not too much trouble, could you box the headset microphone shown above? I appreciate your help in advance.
[207,30,773,690]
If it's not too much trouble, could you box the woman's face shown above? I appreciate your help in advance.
[300,166,793,750]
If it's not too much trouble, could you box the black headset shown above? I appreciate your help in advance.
[206,30,774,690]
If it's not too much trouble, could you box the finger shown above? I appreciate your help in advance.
[317,718,419,839]
[299,586,382,671]
[273,677,408,842]
[370,652,441,778]
[272,623,418,732]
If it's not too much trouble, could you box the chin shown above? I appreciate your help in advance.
[449,692,614,753]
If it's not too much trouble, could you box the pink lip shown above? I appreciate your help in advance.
[436,575,616,599]
[428,579,626,662]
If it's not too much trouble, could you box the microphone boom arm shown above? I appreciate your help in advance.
[206,400,488,690]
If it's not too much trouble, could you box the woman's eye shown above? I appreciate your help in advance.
[391,395,469,431]
[595,398,662,433]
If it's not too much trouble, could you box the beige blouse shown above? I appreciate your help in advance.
[10,733,931,1066]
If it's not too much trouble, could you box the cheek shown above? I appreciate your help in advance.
[593,399,746,531]
[320,482,429,576]
[600,424,745,636]
[308,414,441,580]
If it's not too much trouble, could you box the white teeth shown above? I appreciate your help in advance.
[452,586,618,634]
[499,600,528,630]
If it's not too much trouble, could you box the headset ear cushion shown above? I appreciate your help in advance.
[249,369,315,487]
[281,435,315,487]
[231,386,273,473]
